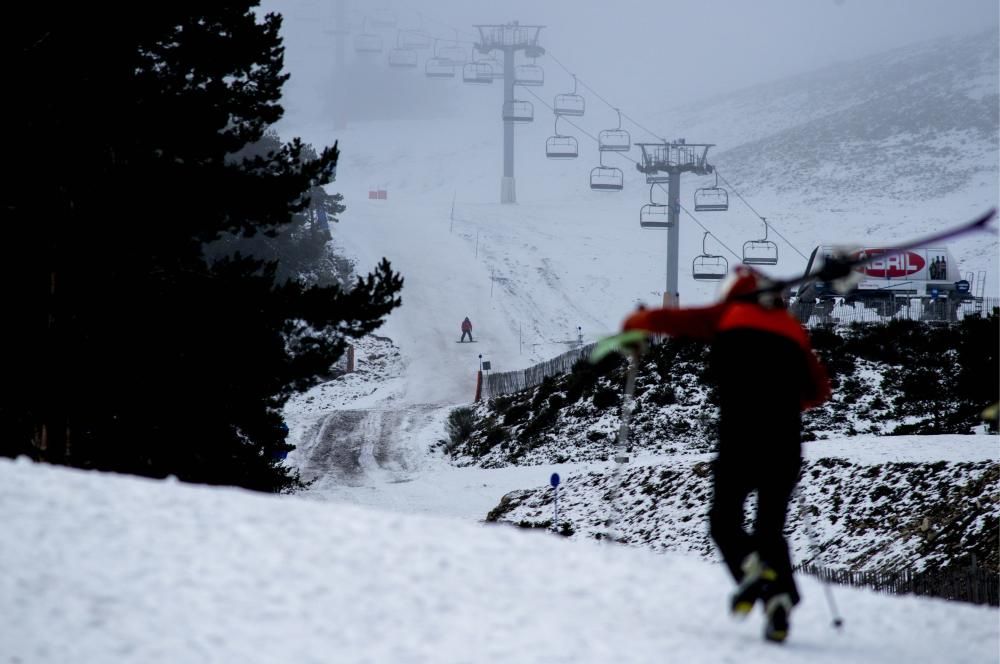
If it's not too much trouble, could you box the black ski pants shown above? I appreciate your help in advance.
[709,427,802,605]
[461,330,473,342]
[707,328,810,605]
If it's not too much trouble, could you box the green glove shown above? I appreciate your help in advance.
[590,330,649,364]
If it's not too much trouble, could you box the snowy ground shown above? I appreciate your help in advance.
[2,457,997,664]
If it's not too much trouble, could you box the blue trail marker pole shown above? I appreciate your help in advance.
[550,473,561,532]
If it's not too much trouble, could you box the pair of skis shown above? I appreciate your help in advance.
[591,208,997,363]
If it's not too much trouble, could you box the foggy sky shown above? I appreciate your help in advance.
[266,0,998,122]
[400,0,997,101]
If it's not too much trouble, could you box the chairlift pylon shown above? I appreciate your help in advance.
[693,232,729,280]
[640,183,672,228]
[693,170,729,212]
[742,217,778,265]
[546,116,578,159]
[599,108,631,152]
[553,75,585,116]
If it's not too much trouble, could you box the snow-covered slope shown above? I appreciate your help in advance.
[487,435,999,574]
[2,457,996,663]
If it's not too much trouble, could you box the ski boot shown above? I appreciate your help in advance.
[763,593,793,643]
[730,552,777,618]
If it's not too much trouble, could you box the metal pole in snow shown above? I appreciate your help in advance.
[550,473,561,532]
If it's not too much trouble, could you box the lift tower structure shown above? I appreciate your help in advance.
[636,141,715,307]
[474,22,544,204]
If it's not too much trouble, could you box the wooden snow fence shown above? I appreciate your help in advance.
[798,563,998,606]
[484,343,597,399]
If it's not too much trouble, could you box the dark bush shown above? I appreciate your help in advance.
[503,402,531,426]
[593,385,619,410]
[445,408,476,451]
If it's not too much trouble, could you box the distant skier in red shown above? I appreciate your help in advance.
[621,265,831,643]
[460,317,473,343]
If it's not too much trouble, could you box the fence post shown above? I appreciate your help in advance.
[970,554,979,604]
[346,345,355,373]
[475,370,483,402]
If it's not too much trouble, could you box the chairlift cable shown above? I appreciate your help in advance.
[544,51,666,143]
[384,9,477,45]
[543,49,808,265]
[524,85,735,255]
[545,48,802,265]
[522,85,739,261]
[412,9,480,43]
[713,170,810,261]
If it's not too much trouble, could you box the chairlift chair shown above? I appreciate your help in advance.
[463,62,493,84]
[693,171,729,212]
[354,18,383,54]
[553,75,585,116]
[371,8,397,28]
[439,44,468,67]
[354,33,384,54]
[502,100,534,123]
[640,184,672,228]
[599,109,631,152]
[545,117,577,159]
[399,29,432,50]
[483,54,504,80]
[590,166,623,192]
[514,62,544,86]
[646,173,669,184]
[388,48,418,68]
[693,232,729,280]
[554,94,585,116]
[425,58,455,78]
[546,136,579,159]
[742,218,778,265]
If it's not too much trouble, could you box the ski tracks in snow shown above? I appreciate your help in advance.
[293,402,451,492]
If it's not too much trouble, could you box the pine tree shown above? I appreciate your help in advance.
[0,4,402,491]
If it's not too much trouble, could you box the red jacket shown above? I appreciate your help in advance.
[624,301,831,411]
[461,319,472,332]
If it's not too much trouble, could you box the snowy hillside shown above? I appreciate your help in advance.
[670,29,1000,275]
[486,436,998,574]
[2,457,997,664]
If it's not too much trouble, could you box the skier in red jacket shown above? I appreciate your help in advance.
[621,265,831,643]
[460,317,473,343]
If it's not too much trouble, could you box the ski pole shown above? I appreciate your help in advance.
[796,486,844,630]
